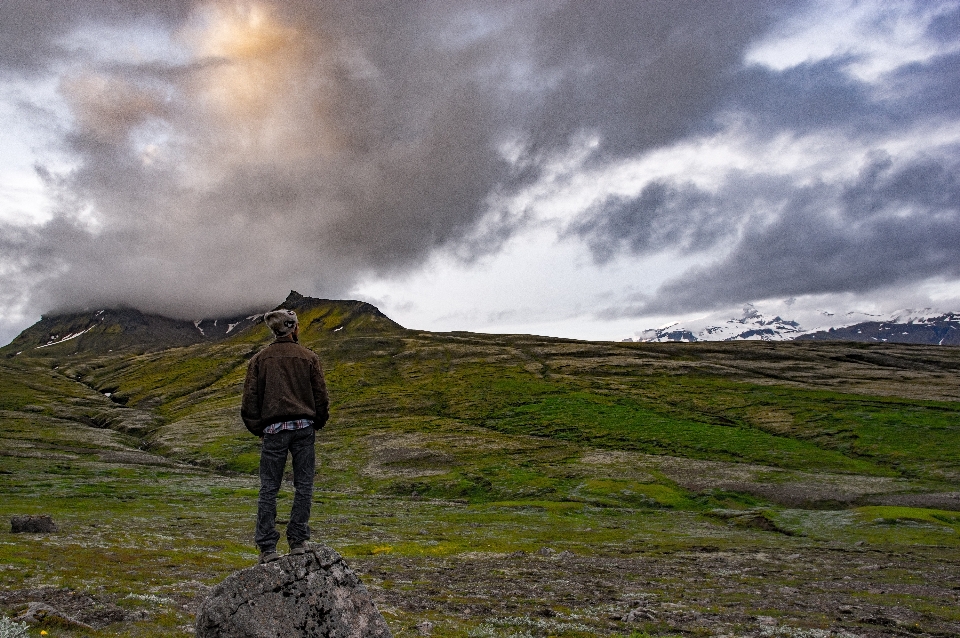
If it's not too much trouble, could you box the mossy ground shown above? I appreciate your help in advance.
[1,328,959,636]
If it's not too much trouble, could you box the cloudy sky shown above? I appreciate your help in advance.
[1,0,959,344]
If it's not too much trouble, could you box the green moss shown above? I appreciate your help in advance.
[224,452,261,474]
[2,327,960,635]
[572,479,693,508]
[857,505,960,527]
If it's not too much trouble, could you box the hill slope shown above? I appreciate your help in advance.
[1,296,959,637]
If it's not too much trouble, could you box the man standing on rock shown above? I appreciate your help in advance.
[241,309,329,564]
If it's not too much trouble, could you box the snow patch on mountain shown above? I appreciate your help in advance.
[635,305,810,342]
[630,304,960,343]
[887,309,960,324]
[36,324,96,349]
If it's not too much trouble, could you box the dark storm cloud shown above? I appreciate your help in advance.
[576,14,960,317]
[724,58,888,135]
[519,0,780,162]
[718,44,960,139]
[1,0,796,320]
[927,4,960,42]
[635,153,960,315]
[568,181,728,263]
[886,51,960,120]
[571,171,799,279]
[0,0,193,75]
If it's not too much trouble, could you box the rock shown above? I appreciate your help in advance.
[859,615,896,627]
[622,607,655,622]
[16,602,94,630]
[10,515,57,534]
[416,620,433,635]
[535,547,556,556]
[195,543,392,638]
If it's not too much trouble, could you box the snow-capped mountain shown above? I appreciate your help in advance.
[798,311,960,345]
[635,305,810,342]
[631,305,960,344]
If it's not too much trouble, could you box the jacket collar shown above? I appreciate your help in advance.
[273,334,297,344]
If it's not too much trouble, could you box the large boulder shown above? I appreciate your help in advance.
[195,544,392,638]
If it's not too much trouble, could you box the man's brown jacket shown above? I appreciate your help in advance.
[241,336,329,436]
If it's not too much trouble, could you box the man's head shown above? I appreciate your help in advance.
[264,309,299,338]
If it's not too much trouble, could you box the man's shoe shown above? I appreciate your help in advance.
[289,541,308,556]
[259,549,280,564]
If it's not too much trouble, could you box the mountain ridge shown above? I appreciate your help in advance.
[797,312,960,345]
[1,291,405,357]
[634,306,960,345]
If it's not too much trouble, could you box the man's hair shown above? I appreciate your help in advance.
[264,309,299,337]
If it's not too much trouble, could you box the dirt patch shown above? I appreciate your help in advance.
[579,449,925,508]
[866,491,960,511]
[363,433,455,478]
[0,588,137,628]
[706,509,796,535]
[96,450,177,466]
[745,406,797,435]
[353,546,960,637]
[635,453,915,507]
[577,450,659,482]
[0,449,79,461]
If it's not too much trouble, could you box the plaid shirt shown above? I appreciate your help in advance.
[262,418,314,435]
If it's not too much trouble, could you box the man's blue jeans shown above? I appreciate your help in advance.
[255,427,315,552]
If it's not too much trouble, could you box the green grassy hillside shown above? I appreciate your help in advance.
[1,299,959,637]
